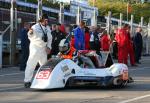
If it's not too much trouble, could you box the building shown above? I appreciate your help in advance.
[70,0,98,26]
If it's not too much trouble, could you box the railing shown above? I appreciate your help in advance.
[0,25,10,68]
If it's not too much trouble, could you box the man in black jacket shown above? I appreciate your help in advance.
[133,27,143,64]
[90,26,101,55]
[51,23,66,56]
[20,22,30,71]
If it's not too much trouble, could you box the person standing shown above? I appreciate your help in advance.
[74,21,85,50]
[70,25,77,48]
[51,24,56,31]
[115,24,129,65]
[24,14,52,88]
[126,26,136,66]
[84,26,90,50]
[100,30,111,51]
[20,22,30,71]
[65,24,72,42]
[133,27,143,64]
[90,26,101,55]
[51,23,66,56]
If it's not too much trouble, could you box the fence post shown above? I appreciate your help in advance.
[59,2,64,24]
[91,7,97,26]
[0,34,2,68]
[146,23,150,55]
[130,15,134,36]
[119,13,123,28]
[76,5,80,25]
[37,0,42,22]
[107,11,111,35]
[140,17,144,27]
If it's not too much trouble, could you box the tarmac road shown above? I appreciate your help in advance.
[0,56,150,103]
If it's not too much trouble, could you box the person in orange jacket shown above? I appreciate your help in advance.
[58,39,95,68]
[115,24,129,65]
[100,30,111,51]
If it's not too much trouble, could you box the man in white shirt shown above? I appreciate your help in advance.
[24,14,52,88]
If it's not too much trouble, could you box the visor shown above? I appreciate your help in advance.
[59,46,68,53]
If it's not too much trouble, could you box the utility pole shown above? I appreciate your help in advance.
[37,0,43,22]
[59,2,64,24]
[10,0,17,65]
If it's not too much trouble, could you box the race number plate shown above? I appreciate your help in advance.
[122,70,128,80]
[36,69,51,79]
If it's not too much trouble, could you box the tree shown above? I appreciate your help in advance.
[89,0,150,24]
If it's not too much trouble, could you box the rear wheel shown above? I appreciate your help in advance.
[113,77,128,87]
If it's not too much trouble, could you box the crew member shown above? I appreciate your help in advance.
[115,24,129,65]
[24,14,52,88]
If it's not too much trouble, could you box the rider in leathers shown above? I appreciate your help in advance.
[58,39,103,68]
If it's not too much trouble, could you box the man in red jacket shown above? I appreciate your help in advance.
[115,24,129,65]
[84,27,90,50]
[126,26,136,66]
[100,30,111,51]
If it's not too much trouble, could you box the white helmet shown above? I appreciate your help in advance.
[59,39,70,54]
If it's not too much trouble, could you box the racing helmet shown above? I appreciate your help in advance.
[59,39,70,54]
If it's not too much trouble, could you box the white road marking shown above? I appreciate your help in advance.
[134,79,150,82]
[130,66,150,71]
[139,67,150,69]
[118,94,150,103]
[0,86,24,92]
[0,72,24,77]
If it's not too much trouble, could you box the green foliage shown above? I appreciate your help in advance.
[91,0,150,24]
[24,0,69,9]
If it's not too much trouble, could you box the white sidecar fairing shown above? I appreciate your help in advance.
[30,58,130,89]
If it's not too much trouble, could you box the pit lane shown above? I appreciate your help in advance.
[0,56,150,103]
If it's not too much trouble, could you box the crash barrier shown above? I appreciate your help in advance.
[101,51,113,67]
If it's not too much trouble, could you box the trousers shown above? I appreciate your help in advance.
[24,44,47,82]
